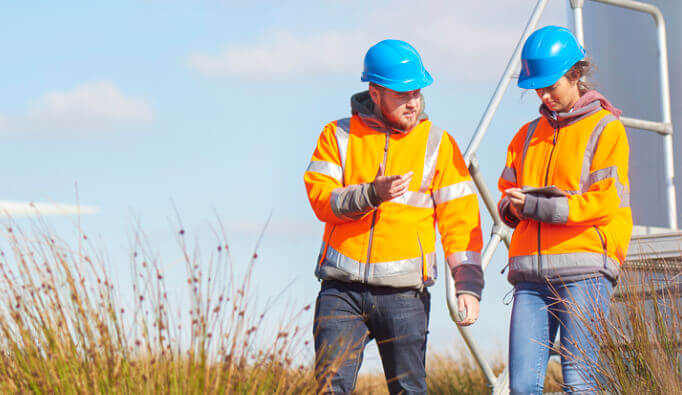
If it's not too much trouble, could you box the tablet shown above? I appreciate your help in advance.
[522,186,568,197]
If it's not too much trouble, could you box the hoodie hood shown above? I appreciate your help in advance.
[539,89,622,128]
[350,90,428,134]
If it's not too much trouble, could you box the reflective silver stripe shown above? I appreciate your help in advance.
[586,166,630,208]
[390,190,434,208]
[432,180,476,205]
[419,125,445,193]
[520,118,541,184]
[335,118,351,186]
[446,251,481,269]
[620,187,630,208]
[508,251,620,283]
[587,166,618,187]
[315,245,437,288]
[329,188,354,220]
[580,114,617,191]
[500,166,517,183]
[306,160,343,182]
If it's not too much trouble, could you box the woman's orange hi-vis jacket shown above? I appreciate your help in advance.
[304,92,484,297]
[498,93,633,285]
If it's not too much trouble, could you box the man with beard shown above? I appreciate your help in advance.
[304,39,483,394]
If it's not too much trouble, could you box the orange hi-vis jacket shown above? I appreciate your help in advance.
[498,97,632,285]
[304,92,484,296]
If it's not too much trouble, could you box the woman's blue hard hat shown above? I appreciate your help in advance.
[361,39,433,92]
[518,26,585,89]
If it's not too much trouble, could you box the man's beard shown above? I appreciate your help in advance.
[378,98,419,131]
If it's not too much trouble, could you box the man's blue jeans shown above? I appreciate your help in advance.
[509,277,613,394]
[313,279,430,395]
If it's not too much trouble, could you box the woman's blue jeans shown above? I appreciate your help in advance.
[509,277,613,394]
[313,279,430,395]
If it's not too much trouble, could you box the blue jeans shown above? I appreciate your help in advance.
[313,279,430,395]
[509,277,613,394]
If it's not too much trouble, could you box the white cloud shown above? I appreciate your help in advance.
[0,201,97,217]
[0,81,153,138]
[190,31,368,78]
[189,1,567,82]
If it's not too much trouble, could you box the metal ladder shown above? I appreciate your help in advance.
[443,1,677,393]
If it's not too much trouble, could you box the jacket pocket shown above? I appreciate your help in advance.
[317,225,336,267]
[593,225,608,269]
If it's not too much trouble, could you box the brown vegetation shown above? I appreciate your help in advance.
[0,217,677,393]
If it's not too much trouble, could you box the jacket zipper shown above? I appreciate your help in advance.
[364,130,391,283]
[538,126,560,276]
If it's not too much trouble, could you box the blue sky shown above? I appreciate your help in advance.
[0,1,569,372]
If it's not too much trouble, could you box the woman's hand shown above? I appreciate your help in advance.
[505,188,526,220]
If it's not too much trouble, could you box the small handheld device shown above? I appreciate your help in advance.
[522,185,568,197]
[456,308,467,323]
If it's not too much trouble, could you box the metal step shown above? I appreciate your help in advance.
[626,225,682,269]
[619,225,682,300]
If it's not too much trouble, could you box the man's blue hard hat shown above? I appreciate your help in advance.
[518,26,585,89]
[361,39,433,92]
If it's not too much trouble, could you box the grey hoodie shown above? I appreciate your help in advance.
[350,90,428,134]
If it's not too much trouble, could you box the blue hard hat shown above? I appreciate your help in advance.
[518,26,585,89]
[361,39,433,92]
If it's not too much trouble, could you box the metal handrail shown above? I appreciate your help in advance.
[581,0,677,228]
[445,1,677,393]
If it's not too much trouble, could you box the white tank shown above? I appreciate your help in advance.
[583,0,681,227]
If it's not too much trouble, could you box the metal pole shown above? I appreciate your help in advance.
[620,116,672,135]
[469,156,512,244]
[463,0,549,165]
[656,16,678,229]
[481,231,503,272]
[664,136,677,229]
[590,0,677,229]
[570,0,586,45]
[444,265,497,387]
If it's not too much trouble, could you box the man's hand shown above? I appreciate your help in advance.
[505,188,526,220]
[456,294,480,326]
[372,163,413,202]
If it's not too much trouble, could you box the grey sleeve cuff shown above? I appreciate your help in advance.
[368,183,381,206]
[498,196,520,228]
[451,265,484,301]
[456,290,481,300]
[330,183,378,220]
[522,194,569,224]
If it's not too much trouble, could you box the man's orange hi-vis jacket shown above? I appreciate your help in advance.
[304,92,484,297]
[498,98,633,285]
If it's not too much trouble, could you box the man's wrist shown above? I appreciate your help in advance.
[368,182,382,206]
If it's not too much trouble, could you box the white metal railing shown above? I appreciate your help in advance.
[445,1,677,393]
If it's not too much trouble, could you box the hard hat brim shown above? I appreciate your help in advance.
[362,69,433,92]
[517,71,565,90]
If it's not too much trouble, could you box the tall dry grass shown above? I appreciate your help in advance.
[355,349,563,394]
[6,214,676,394]
[562,262,682,393]
[0,217,316,393]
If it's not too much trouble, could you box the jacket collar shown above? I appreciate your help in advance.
[539,90,622,129]
[350,90,428,134]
